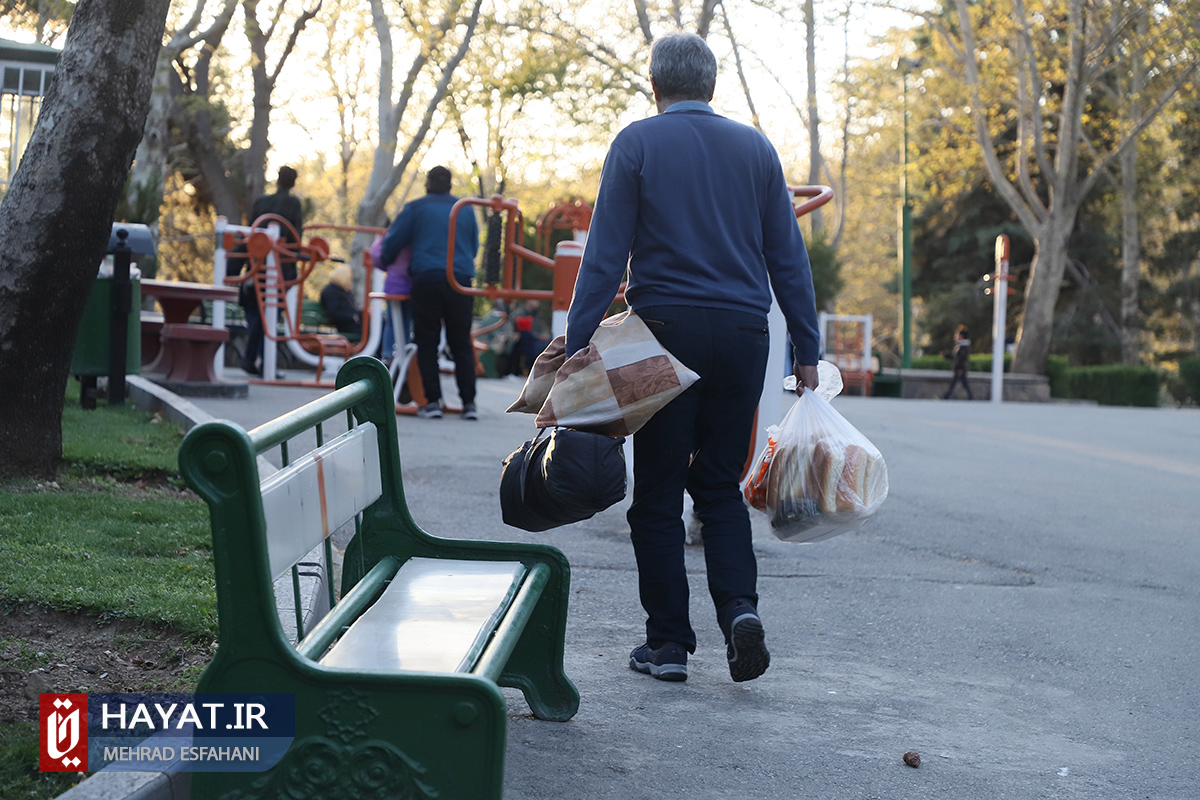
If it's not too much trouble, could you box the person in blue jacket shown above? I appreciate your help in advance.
[380,166,481,420]
[565,33,821,684]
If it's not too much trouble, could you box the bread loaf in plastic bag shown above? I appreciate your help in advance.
[744,373,888,543]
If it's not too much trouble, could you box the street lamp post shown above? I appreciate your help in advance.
[898,58,917,369]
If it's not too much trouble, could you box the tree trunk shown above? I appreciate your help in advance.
[136,0,238,231]
[1119,11,1147,366]
[1012,216,1075,374]
[129,50,173,209]
[354,0,484,297]
[804,0,823,235]
[169,20,242,222]
[245,88,272,204]
[1119,138,1140,365]
[0,0,172,479]
[125,46,175,265]
[242,0,321,206]
[175,95,244,221]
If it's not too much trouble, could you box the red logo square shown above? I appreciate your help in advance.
[39,693,89,772]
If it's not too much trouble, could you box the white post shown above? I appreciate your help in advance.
[756,291,788,454]
[262,223,281,382]
[991,235,1009,404]
[212,216,228,379]
[552,239,585,339]
[363,268,386,358]
[863,316,874,373]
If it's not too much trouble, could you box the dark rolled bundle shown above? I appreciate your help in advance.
[500,428,626,532]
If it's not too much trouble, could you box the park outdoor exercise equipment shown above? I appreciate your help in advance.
[445,194,592,333]
[379,194,597,416]
[202,182,830,430]
[215,216,386,387]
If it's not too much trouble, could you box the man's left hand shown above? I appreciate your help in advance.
[793,363,819,394]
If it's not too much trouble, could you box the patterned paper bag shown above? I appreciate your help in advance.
[507,311,699,437]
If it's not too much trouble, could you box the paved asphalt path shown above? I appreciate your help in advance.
[193,374,1200,800]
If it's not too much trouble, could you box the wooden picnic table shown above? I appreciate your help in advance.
[141,279,238,384]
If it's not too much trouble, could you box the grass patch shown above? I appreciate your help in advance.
[0,383,217,636]
[61,379,187,481]
[0,385,218,800]
[0,479,216,636]
[0,722,82,799]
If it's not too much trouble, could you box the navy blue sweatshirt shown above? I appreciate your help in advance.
[380,193,479,283]
[564,101,820,362]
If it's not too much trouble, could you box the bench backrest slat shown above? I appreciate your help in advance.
[260,422,382,581]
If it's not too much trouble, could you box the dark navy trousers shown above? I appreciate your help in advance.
[629,305,771,652]
[410,277,476,406]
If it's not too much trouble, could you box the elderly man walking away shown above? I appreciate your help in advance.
[564,33,821,683]
[380,166,481,420]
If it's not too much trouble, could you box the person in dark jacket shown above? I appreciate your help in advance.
[240,166,304,376]
[564,33,821,684]
[510,299,551,376]
[943,324,974,399]
[379,166,481,420]
[319,263,361,334]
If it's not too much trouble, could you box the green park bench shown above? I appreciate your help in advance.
[179,355,579,799]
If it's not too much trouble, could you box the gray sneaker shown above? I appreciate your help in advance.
[629,642,688,682]
[726,610,770,683]
[416,402,443,419]
[461,403,478,420]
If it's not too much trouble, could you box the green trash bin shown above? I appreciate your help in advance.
[70,276,141,377]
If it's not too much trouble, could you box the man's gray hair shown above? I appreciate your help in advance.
[649,33,717,101]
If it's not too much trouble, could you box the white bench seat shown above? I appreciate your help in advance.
[183,357,577,800]
[320,558,527,673]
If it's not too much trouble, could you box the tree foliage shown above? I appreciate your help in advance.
[1146,90,1200,361]
[908,0,1200,373]
[0,0,74,44]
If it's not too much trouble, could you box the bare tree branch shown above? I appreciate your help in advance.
[719,1,762,131]
[632,0,653,44]
[382,0,485,201]
[947,0,1043,234]
[171,0,237,52]
[270,1,322,85]
[1079,52,1200,200]
[696,0,719,40]
[1011,0,1054,180]
[498,13,652,98]
[829,0,854,250]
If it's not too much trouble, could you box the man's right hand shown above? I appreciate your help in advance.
[793,362,819,394]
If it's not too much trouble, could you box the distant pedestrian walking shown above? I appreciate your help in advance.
[943,324,973,400]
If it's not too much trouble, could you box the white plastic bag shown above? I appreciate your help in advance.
[744,364,888,543]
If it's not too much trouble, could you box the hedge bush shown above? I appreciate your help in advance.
[912,353,1013,372]
[1045,355,1070,398]
[1065,365,1161,407]
[1179,357,1200,404]
[912,355,953,370]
